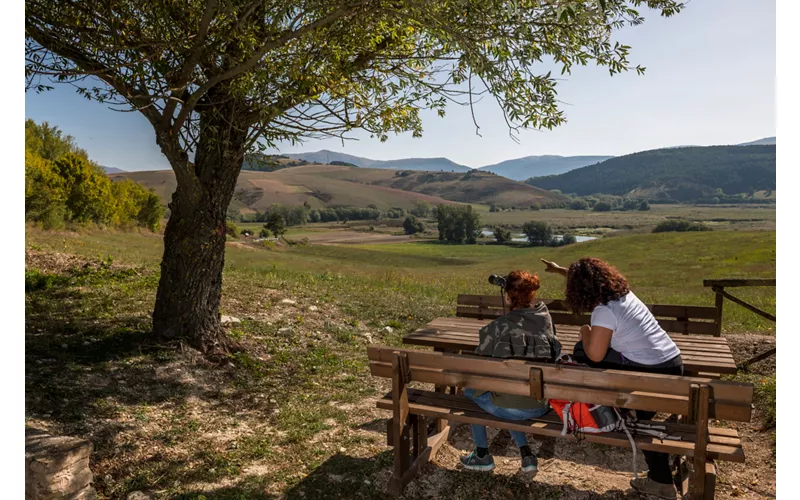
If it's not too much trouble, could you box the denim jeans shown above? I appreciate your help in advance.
[464,388,551,449]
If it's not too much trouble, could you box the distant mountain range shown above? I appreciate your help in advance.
[285,150,471,172]
[477,155,614,180]
[101,166,126,174]
[282,137,775,180]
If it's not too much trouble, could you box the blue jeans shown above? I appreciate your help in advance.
[464,388,550,449]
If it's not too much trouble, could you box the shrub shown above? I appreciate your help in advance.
[593,201,612,212]
[652,220,712,233]
[225,221,240,237]
[561,233,577,245]
[259,228,270,238]
[569,199,589,210]
[638,200,650,211]
[403,215,425,235]
[493,227,512,244]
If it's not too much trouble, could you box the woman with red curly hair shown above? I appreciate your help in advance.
[541,257,682,499]
[460,270,561,478]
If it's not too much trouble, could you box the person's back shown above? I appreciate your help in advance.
[474,302,561,409]
[460,270,558,477]
[593,291,680,365]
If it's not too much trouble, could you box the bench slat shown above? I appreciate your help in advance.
[376,389,745,463]
[367,347,752,421]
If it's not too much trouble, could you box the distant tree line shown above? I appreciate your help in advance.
[652,220,712,233]
[25,120,163,231]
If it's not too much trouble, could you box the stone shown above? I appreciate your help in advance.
[384,326,394,333]
[26,428,97,500]
[277,327,293,335]
[308,305,319,312]
[363,333,374,344]
[280,299,297,305]
[220,315,241,326]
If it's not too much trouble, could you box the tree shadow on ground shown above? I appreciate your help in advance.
[25,261,279,498]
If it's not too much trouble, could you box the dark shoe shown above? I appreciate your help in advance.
[460,450,495,471]
[520,454,538,476]
[630,477,677,499]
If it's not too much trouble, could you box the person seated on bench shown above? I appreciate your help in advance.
[541,257,683,499]
[460,270,561,477]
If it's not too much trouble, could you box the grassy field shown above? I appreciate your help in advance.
[476,204,776,233]
[27,227,775,334]
[25,226,776,499]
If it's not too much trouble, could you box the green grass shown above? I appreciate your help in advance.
[27,228,775,334]
[25,225,776,498]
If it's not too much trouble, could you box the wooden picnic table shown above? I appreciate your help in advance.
[404,317,738,376]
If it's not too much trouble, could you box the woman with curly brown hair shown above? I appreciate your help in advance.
[460,270,561,478]
[541,257,682,500]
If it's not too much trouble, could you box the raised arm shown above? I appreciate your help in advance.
[540,258,569,277]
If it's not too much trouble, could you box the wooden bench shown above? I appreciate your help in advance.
[457,294,723,336]
[367,346,753,499]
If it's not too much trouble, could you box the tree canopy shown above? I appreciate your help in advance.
[25,0,684,353]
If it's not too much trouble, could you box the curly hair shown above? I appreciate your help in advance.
[564,258,630,314]
[505,270,541,310]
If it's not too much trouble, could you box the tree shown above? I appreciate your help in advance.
[522,220,553,246]
[403,215,424,235]
[264,213,286,238]
[259,228,270,239]
[489,203,498,213]
[436,204,481,244]
[493,227,512,244]
[410,200,432,218]
[638,200,651,211]
[26,0,683,355]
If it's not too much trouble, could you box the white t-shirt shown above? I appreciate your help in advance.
[590,291,681,365]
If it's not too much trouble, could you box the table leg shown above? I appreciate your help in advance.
[433,347,453,437]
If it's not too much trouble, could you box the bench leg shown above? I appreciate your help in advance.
[674,456,690,499]
[690,384,712,500]
[703,460,717,500]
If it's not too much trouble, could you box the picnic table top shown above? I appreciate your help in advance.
[403,317,738,376]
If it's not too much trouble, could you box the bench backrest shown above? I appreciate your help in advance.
[457,294,720,335]
[367,346,753,422]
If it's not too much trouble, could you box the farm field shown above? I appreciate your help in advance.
[25,226,776,499]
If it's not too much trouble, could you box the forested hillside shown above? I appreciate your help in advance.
[528,145,776,201]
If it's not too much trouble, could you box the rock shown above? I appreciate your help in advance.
[280,299,297,305]
[126,492,152,500]
[61,344,68,349]
[339,447,346,453]
[384,326,394,334]
[308,305,319,312]
[328,474,343,483]
[278,327,293,335]
[220,315,241,326]
[363,333,374,344]
[26,428,97,500]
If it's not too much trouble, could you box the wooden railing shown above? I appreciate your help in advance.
[703,279,776,369]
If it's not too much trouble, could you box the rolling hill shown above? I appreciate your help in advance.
[283,149,471,172]
[307,165,566,207]
[477,155,613,180]
[113,163,564,214]
[527,145,776,201]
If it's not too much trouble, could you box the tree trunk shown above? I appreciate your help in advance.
[152,96,248,357]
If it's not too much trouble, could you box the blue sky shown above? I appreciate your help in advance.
[25,0,775,171]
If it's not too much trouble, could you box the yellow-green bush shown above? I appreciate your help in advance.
[25,120,164,231]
